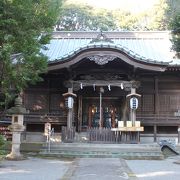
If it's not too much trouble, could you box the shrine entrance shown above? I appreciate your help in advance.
[63,82,143,143]
[82,97,123,130]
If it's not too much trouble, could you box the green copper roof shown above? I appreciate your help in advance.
[41,31,179,65]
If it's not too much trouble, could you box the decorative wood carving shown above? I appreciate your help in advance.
[88,55,116,65]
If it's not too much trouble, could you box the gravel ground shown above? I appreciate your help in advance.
[126,156,180,180]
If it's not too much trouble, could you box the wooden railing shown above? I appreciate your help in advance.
[23,113,180,128]
[87,127,140,144]
[88,127,115,143]
[137,114,180,126]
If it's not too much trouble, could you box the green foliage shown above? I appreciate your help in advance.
[57,3,117,31]
[0,0,62,110]
[57,0,172,31]
[166,0,180,57]
[0,135,11,156]
[112,10,139,30]
[145,0,169,30]
[170,14,180,57]
[0,135,5,148]
[166,0,180,21]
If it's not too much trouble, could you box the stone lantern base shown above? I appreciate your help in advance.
[6,152,25,161]
[6,95,28,161]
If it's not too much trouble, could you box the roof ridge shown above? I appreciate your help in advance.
[52,31,170,40]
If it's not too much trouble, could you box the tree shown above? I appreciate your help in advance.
[56,3,117,31]
[0,0,62,110]
[166,0,180,57]
[170,14,180,58]
[146,0,169,30]
[57,0,173,31]
[112,10,138,31]
[166,0,180,20]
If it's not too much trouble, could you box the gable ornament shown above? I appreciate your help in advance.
[88,55,116,65]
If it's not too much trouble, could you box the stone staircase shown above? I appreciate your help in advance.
[40,143,164,160]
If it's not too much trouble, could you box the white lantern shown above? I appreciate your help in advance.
[130,97,138,110]
[68,97,74,109]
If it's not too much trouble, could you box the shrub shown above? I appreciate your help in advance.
[0,135,5,148]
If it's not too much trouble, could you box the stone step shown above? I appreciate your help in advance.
[43,142,160,148]
[40,151,163,160]
[43,143,160,151]
[40,143,164,160]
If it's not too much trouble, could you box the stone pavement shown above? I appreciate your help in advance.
[126,156,180,180]
[62,158,137,180]
[0,157,137,180]
[1,156,180,180]
[0,157,72,180]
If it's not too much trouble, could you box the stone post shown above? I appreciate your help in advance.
[6,96,28,160]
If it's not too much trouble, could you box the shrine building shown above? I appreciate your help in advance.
[22,31,180,144]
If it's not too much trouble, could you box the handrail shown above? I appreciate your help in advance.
[136,113,180,125]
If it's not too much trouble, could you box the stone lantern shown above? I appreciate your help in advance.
[6,95,28,160]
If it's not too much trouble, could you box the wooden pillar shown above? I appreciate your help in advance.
[47,78,50,113]
[77,95,82,132]
[121,97,128,123]
[178,126,180,144]
[88,106,92,128]
[111,107,116,128]
[67,88,73,129]
[130,88,136,126]
[63,88,77,129]
[154,76,159,114]
[154,125,157,142]
[99,87,104,128]
[154,77,159,143]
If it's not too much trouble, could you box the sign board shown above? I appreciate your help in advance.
[174,110,180,117]
[130,97,138,110]
[44,123,51,136]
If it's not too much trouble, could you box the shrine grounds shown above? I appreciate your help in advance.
[0,156,180,180]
